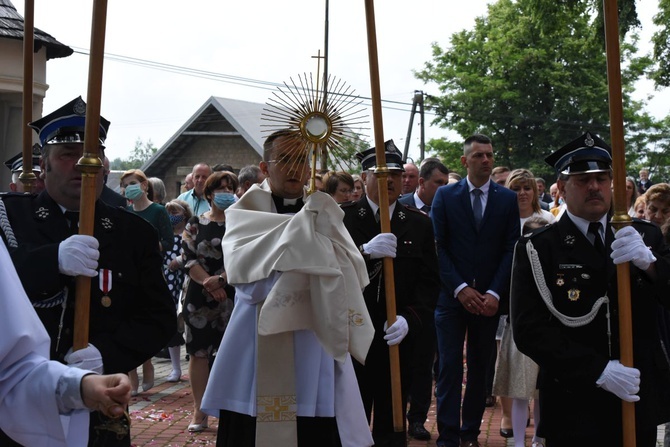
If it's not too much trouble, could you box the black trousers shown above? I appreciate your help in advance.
[217,410,342,447]
[0,410,130,447]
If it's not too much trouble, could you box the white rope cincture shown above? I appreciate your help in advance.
[526,240,610,329]
[0,199,18,248]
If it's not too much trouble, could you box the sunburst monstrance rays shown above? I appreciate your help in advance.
[261,73,368,174]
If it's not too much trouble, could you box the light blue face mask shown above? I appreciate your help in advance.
[124,183,143,200]
[213,192,236,210]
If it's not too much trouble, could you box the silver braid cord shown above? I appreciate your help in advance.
[526,240,609,328]
[0,199,18,248]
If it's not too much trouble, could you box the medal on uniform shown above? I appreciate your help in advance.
[568,288,580,301]
[556,274,565,286]
[99,268,112,307]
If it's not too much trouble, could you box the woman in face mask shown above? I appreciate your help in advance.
[163,199,193,384]
[120,169,173,396]
[181,170,238,432]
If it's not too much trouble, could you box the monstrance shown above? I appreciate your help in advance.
[261,58,368,193]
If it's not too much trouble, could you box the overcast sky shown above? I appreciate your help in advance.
[14,0,669,164]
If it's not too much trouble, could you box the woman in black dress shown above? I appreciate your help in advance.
[182,171,238,432]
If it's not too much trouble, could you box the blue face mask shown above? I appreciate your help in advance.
[213,192,236,210]
[124,183,143,200]
[169,214,185,226]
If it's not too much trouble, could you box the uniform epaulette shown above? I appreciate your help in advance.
[0,191,35,199]
[522,222,553,240]
[340,200,358,209]
[403,204,430,218]
[631,217,656,228]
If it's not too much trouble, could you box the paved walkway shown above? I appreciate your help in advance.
[129,348,667,446]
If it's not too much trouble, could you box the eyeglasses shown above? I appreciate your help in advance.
[338,189,353,195]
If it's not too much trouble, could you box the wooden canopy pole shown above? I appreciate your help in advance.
[20,0,36,192]
[73,0,108,351]
[602,0,635,445]
[363,0,403,432]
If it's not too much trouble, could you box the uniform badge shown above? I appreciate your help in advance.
[556,274,564,286]
[35,206,50,219]
[398,211,406,220]
[564,235,575,246]
[568,288,580,301]
[99,268,112,307]
[358,208,367,218]
[101,217,113,230]
[581,273,591,279]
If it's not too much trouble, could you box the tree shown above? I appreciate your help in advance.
[425,138,465,176]
[109,138,158,170]
[651,0,670,87]
[415,0,660,180]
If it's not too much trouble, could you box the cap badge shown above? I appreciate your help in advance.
[73,98,86,115]
[584,133,595,147]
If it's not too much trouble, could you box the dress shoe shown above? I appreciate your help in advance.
[408,421,431,440]
[460,440,481,447]
[499,427,513,438]
[130,389,138,397]
[141,380,154,392]
[187,415,209,432]
[485,395,495,407]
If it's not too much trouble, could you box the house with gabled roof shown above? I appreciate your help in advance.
[141,96,267,200]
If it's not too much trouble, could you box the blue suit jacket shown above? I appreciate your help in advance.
[398,193,417,208]
[431,178,519,312]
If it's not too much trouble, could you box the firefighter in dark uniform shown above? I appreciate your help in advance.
[511,132,670,447]
[342,141,440,447]
[0,97,176,447]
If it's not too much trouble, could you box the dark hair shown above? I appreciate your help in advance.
[212,163,235,173]
[203,171,240,203]
[463,134,492,155]
[419,158,449,180]
[324,171,354,195]
[263,130,294,162]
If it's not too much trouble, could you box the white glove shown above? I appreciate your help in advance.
[58,235,100,277]
[362,233,397,259]
[64,343,104,374]
[611,226,656,271]
[383,316,408,346]
[596,360,640,402]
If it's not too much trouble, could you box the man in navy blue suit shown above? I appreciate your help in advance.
[431,134,520,447]
[399,157,449,440]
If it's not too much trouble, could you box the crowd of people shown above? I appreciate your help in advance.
[1,97,670,447]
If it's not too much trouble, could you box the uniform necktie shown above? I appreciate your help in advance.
[64,211,80,235]
[374,208,380,223]
[472,188,483,228]
[588,222,605,255]
[421,205,431,214]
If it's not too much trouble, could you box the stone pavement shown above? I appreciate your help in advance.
[129,347,667,446]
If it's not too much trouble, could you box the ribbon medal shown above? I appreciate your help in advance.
[99,269,112,307]
[568,288,580,302]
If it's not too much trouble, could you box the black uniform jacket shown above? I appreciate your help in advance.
[0,191,176,373]
[511,214,670,436]
[342,198,439,345]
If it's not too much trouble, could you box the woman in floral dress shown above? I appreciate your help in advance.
[181,171,238,432]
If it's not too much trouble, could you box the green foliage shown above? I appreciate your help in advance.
[425,138,465,176]
[415,0,661,181]
[651,0,670,87]
[330,134,370,173]
[109,139,158,171]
